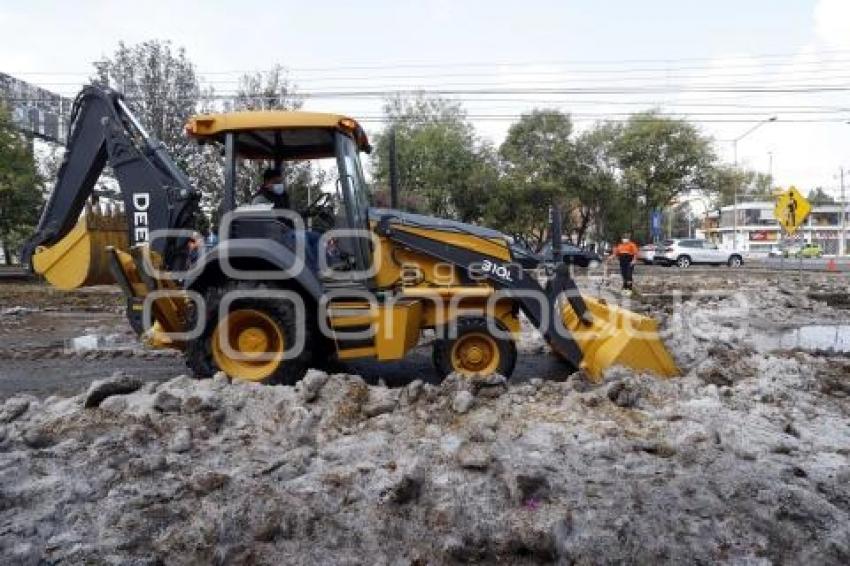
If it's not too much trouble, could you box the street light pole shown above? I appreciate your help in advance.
[731,116,777,251]
[841,166,846,257]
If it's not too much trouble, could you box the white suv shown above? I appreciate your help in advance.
[654,239,743,268]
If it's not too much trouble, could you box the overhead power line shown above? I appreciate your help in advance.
[19,60,850,88]
[8,47,850,76]
[16,84,850,102]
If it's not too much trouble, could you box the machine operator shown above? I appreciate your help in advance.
[251,168,322,273]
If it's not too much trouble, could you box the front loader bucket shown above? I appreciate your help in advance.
[561,296,679,381]
[31,204,128,290]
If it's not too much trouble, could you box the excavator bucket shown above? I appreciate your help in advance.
[31,204,128,290]
[560,295,679,381]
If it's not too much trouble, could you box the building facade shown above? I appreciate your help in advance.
[703,201,849,256]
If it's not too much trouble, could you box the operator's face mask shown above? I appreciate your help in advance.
[270,183,285,196]
[621,238,629,243]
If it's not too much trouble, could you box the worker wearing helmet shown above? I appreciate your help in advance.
[613,234,638,291]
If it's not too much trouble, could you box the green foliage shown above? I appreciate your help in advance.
[707,165,775,206]
[370,100,725,247]
[93,45,325,229]
[372,94,496,221]
[0,104,42,264]
[490,111,628,248]
[94,40,199,163]
[608,111,716,239]
[229,65,324,213]
[572,124,630,243]
[493,110,575,249]
[231,65,300,113]
[94,40,218,228]
[807,187,836,205]
[31,42,743,251]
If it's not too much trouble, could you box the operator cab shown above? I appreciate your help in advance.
[185,111,373,277]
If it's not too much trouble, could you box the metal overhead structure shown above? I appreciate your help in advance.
[0,72,72,144]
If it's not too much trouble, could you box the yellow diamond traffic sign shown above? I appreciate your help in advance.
[774,186,811,234]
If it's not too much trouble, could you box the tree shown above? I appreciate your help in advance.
[494,110,575,249]
[93,40,200,170]
[372,94,495,221]
[609,111,716,240]
[707,165,775,206]
[0,104,42,264]
[484,179,560,250]
[229,65,325,214]
[572,124,631,244]
[493,110,628,248]
[807,187,835,205]
[668,203,698,238]
[231,65,299,112]
[93,40,230,231]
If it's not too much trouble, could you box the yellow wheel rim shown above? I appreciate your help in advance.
[450,332,500,377]
[212,309,284,382]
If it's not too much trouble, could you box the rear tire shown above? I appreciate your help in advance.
[432,318,517,381]
[728,255,743,267]
[184,281,312,385]
[676,255,691,268]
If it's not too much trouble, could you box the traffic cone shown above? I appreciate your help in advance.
[827,258,838,272]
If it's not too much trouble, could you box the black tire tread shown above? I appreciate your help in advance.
[184,281,312,385]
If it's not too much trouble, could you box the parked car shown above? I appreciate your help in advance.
[637,244,656,264]
[509,241,543,269]
[795,243,824,259]
[654,238,743,268]
[539,240,602,268]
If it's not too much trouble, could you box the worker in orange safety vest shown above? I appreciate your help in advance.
[612,234,639,291]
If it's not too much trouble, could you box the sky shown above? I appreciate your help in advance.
[2,0,850,198]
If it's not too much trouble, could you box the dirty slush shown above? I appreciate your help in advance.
[0,271,848,564]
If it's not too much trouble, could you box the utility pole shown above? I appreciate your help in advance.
[838,166,847,256]
[388,127,400,209]
[731,116,777,251]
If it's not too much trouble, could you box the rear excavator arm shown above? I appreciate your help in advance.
[23,85,200,274]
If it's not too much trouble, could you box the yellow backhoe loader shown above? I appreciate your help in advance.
[23,86,678,384]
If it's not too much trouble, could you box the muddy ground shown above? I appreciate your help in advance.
[1,266,847,399]
[0,267,848,564]
[0,281,572,398]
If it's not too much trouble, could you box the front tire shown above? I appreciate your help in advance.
[185,281,312,385]
[728,255,743,267]
[432,318,517,381]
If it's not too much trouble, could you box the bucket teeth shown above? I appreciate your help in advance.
[83,201,125,230]
[32,199,130,289]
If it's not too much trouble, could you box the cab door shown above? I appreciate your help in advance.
[334,132,373,278]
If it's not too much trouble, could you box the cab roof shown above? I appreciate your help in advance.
[185,110,370,160]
